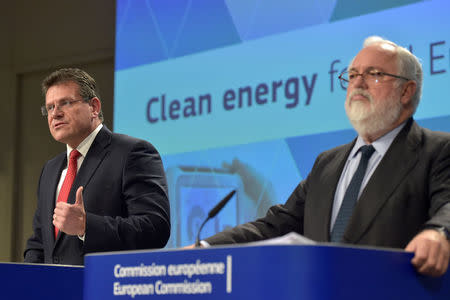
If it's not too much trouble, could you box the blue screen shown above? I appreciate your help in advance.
[178,186,237,246]
[114,0,450,247]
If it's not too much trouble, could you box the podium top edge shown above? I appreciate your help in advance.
[84,242,408,258]
[0,261,84,268]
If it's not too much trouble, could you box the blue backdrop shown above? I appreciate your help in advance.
[114,0,450,247]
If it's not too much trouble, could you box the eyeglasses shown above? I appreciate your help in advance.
[41,99,84,116]
[338,69,411,89]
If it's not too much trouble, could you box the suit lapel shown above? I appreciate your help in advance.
[54,127,112,246]
[68,127,112,205]
[344,119,421,243]
[45,154,67,244]
[307,141,355,242]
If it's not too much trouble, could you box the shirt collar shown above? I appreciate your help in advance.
[66,123,103,159]
[348,121,407,160]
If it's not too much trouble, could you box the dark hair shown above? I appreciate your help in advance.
[42,68,104,121]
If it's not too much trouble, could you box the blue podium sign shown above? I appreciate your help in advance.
[0,262,83,300]
[84,244,449,299]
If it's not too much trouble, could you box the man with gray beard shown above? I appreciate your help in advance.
[191,36,450,277]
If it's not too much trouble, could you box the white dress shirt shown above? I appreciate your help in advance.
[55,123,103,241]
[330,122,406,231]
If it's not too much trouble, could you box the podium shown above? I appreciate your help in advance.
[0,262,83,299]
[83,244,450,299]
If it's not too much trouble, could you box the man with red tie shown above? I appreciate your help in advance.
[24,68,170,265]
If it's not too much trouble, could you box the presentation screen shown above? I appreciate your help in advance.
[114,0,450,247]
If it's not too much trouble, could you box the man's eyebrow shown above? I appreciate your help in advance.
[46,97,76,105]
[348,66,380,72]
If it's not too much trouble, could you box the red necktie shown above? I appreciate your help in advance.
[55,149,81,238]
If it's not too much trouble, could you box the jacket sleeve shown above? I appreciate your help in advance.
[424,139,450,231]
[82,140,170,252]
[205,176,308,245]
[24,168,45,263]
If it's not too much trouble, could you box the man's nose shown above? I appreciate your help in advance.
[352,73,368,89]
[50,106,64,117]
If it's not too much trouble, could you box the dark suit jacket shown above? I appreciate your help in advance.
[24,126,170,265]
[206,119,450,249]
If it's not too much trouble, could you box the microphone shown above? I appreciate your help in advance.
[195,190,236,247]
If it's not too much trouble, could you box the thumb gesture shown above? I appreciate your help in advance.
[75,186,84,207]
[54,186,86,236]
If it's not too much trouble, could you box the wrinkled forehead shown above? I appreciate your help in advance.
[350,43,398,73]
[45,81,81,104]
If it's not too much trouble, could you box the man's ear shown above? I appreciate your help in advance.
[400,80,417,106]
[90,97,101,118]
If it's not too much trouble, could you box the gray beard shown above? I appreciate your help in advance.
[345,90,402,138]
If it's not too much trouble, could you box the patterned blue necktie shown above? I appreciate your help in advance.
[331,145,375,242]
